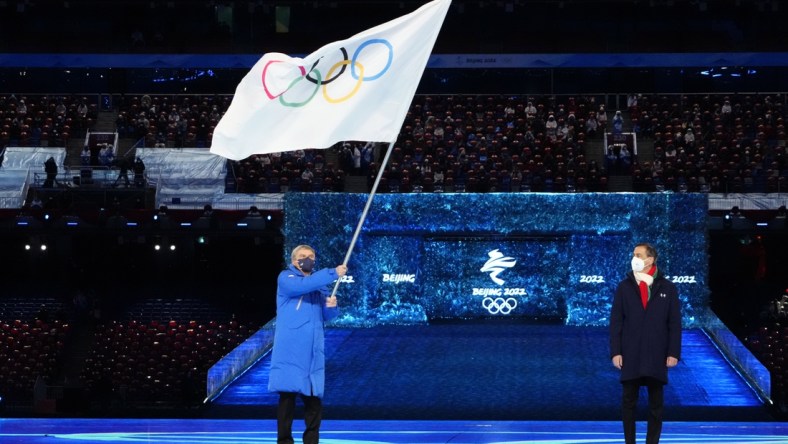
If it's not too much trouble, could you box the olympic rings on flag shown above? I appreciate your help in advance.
[279,69,321,108]
[323,61,364,104]
[262,62,305,100]
[305,47,349,85]
[260,38,394,107]
[482,297,518,315]
[350,38,393,81]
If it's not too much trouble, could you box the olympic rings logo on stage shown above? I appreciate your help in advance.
[261,38,394,107]
[482,297,518,315]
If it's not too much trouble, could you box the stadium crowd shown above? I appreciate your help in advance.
[102,92,788,194]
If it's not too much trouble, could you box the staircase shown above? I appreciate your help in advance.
[606,175,634,192]
[344,176,369,192]
[93,110,118,133]
[322,147,369,192]
[65,110,120,167]
[584,137,606,166]
[55,320,96,386]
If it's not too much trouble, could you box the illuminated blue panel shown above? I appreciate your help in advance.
[422,237,568,319]
[284,193,708,327]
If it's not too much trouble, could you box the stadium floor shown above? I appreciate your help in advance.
[1,418,787,443]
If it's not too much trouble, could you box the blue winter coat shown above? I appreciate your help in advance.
[609,269,682,384]
[267,264,339,398]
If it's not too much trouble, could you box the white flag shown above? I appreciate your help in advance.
[210,0,451,161]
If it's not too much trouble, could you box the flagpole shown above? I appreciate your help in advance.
[329,141,395,298]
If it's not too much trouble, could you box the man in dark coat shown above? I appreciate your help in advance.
[113,157,132,187]
[133,157,146,187]
[610,242,681,444]
[44,156,58,188]
[268,245,347,444]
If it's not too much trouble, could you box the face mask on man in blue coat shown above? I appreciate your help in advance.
[297,257,315,273]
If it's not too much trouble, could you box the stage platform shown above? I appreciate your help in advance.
[211,323,772,422]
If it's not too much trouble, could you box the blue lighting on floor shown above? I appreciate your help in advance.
[212,325,767,422]
[1,419,787,444]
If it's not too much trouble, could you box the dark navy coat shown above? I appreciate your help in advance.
[268,264,339,398]
[609,269,682,384]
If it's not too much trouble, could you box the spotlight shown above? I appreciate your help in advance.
[169,244,176,251]
[237,206,266,229]
[154,244,161,251]
[63,215,80,227]
[15,215,34,227]
[40,244,47,251]
[24,244,31,250]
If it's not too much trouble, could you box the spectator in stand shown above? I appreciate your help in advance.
[81,146,91,165]
[613,110,624,135]
[627,94,638,107]
[684,129,696,151]
[77,100,88,119]
[597,105,608,131]
[17,99,27,118]
[99,144,114,166]
[352,144,362,175]
[55,101,67,116]
[361,143,373,175]
[525,101,537,122]
[620,145,632,171]
[131,29,145,47]
[586,112,599,137]
[301,167,314,187]
[546,114,558,141]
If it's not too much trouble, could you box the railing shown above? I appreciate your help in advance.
[32,166,142,189]
[702,308,772,405]
[205,318,276,404]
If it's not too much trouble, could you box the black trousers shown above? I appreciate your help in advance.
[277,392,322,444]
[622,378,664,444]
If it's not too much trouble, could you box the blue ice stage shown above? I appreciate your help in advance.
[1,323,778,443]
[210,325,770,421]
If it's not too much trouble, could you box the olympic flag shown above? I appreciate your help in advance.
[210,0,451,160]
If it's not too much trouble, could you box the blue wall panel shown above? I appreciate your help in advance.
[283,193,708,327]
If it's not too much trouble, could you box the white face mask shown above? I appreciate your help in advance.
[631,257,645,273]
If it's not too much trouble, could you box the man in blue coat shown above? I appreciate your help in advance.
[610,243,681,444]
[268,244,347,444]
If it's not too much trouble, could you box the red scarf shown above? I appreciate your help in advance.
[640,266,657,309]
